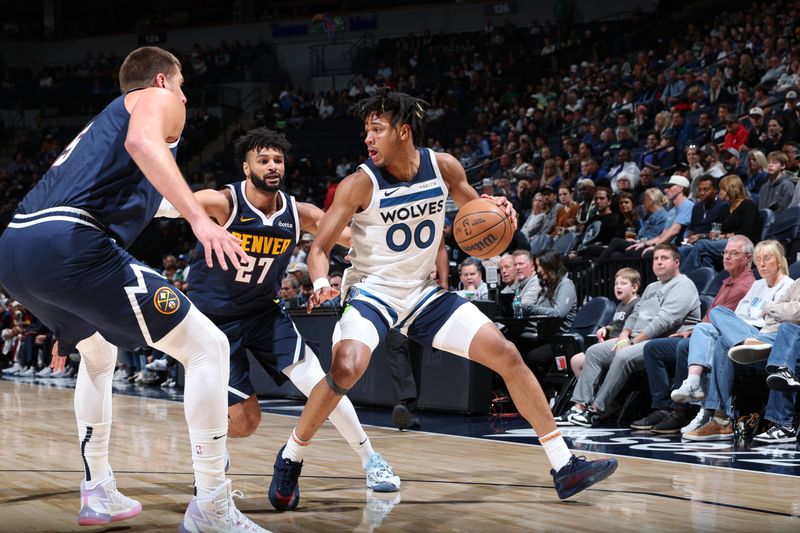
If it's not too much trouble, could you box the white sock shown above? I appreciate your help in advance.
[687,374,701,387]
[77,420,111,486]
[282,428,310,463]
[540,429,572,471]
[349,436,375,468]
[190,427,228,496]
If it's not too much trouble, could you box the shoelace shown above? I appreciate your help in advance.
[278,460,302,493]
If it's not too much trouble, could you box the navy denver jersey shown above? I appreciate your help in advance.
[16,91,177,248]
[187,181,300,316]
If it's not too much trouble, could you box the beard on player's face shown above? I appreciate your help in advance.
[250,168,283,193]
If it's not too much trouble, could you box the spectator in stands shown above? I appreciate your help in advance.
[575,186,621,257]
[744,149,769,198]
[608,150,640,193]
[574,178,595,226]
[629,175,694,255]
[279,275,300,306]
[455,258,488,300]
[720,148,747,181]
[560,268,640,385]
[678,175,728,248]
[759,151,794,213]
[535,187,560,236]
[681,176,761,271]
[700,143,726,179]
[762,117,787,155]
[550,186,579,236]
[617,191,640,232]
[744,107,767,150]
[510,250,540,308]
[520,192,547,239]
[632,235,758,434]
[565,244,701,427]
[782,141,800,177]
[522,250,578,377]
[687,256,800,443]
[537,159,562,191]
[598,188,669,261]
[499,253,515,294]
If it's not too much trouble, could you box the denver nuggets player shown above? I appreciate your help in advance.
[0,47,266,532]
[267,90,618,509]
[160,127,399,494]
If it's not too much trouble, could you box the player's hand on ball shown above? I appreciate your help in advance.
[480,194,518,229]
[307,287,340,313]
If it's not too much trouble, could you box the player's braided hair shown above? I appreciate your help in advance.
[234,127,292,165]
[354,89,429,145]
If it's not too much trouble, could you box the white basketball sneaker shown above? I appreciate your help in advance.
[180,480,269,533]
[77,471,142,526]
[365,453,400,492]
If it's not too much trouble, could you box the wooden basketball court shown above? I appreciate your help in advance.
[1,379,798,532]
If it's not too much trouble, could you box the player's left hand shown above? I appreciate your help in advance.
[480,194,518,229]
[306,287,341,313]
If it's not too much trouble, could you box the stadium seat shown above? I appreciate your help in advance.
[686,266,716,295]
[699,294,714,317]
[764,205,800,242]
[790,260,800,280]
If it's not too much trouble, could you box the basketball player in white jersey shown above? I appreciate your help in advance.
[266,90,618,511]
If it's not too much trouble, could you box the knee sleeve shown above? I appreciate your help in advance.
[152,305,229,430]
[75,332,117,423]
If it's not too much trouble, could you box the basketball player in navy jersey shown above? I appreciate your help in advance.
[159,127,400,494]
[267,90,618,510]
[0,47,266,532]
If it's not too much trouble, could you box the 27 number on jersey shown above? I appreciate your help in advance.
[234,257,275,284]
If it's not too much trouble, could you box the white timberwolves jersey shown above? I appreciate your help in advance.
[345,148,448,297]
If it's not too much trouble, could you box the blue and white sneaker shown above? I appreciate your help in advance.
[551,455,618,500]
[365,453,400,492]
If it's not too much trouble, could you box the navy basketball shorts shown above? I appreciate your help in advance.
[0,220,191,354]
[206,306,308,406]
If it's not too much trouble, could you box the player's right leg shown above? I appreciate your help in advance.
[282,348,400,492]
[270,303,386,511]
[153,306,268,532]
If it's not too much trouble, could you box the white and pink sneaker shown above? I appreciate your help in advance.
[78,471,142,526]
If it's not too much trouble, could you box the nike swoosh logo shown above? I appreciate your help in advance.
[383,189,401,197]
[239,216,256,222]
[212,434,227,440]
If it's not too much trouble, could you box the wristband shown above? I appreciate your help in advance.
[313,278,331,292]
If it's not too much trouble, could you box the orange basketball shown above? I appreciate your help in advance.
[452,198,514,260]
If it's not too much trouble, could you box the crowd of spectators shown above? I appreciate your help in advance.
[3,2,800,440]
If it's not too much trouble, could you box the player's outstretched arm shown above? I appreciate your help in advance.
[125,88,248,270]
[436,152,517,229]
[296,201,353,248]
[306,170,372,312]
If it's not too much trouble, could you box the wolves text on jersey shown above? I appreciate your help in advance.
[379,199,445,224]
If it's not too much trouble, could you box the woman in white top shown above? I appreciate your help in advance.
[521,193,547,238]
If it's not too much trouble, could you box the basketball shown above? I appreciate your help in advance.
[452,198,514,260]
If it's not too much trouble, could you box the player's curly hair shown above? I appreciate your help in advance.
[354,89,429,145]
[234,127,292,165]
